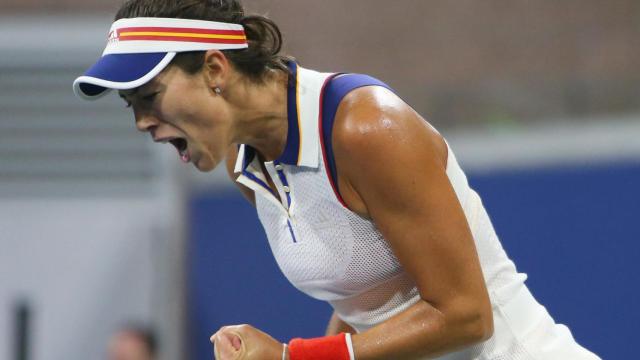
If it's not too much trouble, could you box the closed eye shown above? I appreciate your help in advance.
[118,91,157,109]
[141,91,159,103]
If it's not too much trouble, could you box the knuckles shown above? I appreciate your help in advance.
[215,324,254,336]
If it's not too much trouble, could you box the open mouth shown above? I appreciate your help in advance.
[168,138,191,163]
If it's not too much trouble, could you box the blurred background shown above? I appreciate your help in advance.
[1,1,638,359]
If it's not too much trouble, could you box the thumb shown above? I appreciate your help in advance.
[212,330,244,360]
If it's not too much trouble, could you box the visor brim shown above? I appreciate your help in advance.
[73,52,176,100]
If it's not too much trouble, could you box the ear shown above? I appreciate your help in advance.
[203,50,231,92]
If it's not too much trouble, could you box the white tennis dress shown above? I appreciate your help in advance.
[234,64,601,360]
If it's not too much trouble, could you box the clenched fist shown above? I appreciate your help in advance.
[211,324,285,360]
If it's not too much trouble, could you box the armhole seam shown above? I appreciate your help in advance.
[318,73,349,209]
[319,75,393,210]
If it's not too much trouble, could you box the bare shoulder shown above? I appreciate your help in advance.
[332,86,446,158]
[331,86,448,216]
[225,145,256,206]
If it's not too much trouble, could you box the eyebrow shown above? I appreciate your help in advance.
[118,88,140,99]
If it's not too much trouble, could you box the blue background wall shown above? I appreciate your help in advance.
[188,161,640,360]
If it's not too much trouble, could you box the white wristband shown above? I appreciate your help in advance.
[282,343,288,360]
[345,333,355,360]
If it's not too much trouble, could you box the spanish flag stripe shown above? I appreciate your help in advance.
[120,31,246,40]
[118,35,247,44]
[119,27,245,36]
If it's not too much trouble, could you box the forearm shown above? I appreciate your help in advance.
[326,311,356,336]
[352,298,492,360]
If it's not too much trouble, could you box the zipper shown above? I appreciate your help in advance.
[286,219,298,243]
[238,158,299,243]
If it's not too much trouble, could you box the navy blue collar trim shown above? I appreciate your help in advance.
[276,61,300,165]
[240,62,300,170]
[242,145,256,169]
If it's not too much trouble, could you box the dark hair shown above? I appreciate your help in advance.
[115,0,291,82]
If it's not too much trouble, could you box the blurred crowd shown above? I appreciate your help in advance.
[2,0,638,129]
[107,325,157,360]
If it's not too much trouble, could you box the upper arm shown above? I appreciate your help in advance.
[225,145,256,206]
[332,87,490,314]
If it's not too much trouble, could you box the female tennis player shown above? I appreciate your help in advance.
[73,1,601,359]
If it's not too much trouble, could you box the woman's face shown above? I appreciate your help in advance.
[119,64,231,172]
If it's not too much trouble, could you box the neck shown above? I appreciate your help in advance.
[230,69,290,161]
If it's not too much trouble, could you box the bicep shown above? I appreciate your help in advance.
[364,159,485,309]
[333,90,488,309]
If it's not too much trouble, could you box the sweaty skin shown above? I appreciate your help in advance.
[333,87,493,359]
[125,50,492,359]
[121,50,290,174]
[220,87,493,359]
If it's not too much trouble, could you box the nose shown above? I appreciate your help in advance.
[134,112,160,133]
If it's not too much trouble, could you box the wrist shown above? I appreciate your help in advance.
[288,333,355,360]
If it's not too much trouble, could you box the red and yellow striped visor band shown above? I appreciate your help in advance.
[116,26,247,44]
[103,17,249,55]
